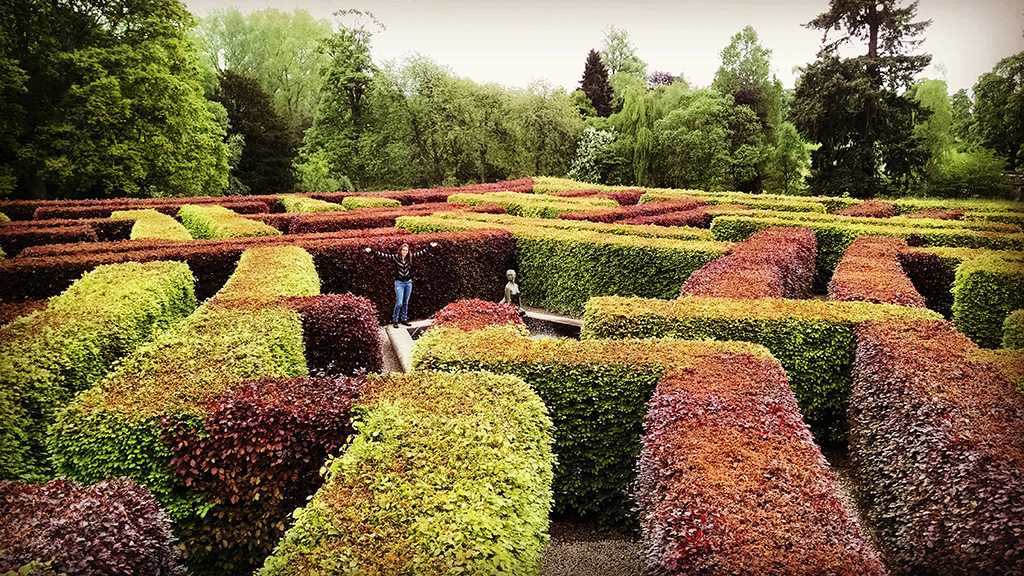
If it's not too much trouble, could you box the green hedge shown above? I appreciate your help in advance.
[260,370,555,576]
[970,349,1024,393]
[213,245,321,306]
[178,204,281,239]
[0,211,10,221]
[0,260,195,481]
[580,295,942,441]
[430,210,712,240]
[399,215,728,315]
[962,210,1024,229]
[1004,309,1024,349]
[448,191,617,218]
[341,196,402,209]
[724,208,1021,234]
[278,195,344,213]
[893,196,1024,215]
[711,214,1024,290]
[110,209,193,241]
[952,254,1024,349]
[411,324,773,523]
[640,189,832,213]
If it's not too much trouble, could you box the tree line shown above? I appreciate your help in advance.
[1,0,1021,200]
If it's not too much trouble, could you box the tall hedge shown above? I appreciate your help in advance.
[426,210,712,240]
[0,225,98,257]
[952,254,1024,348]
[179,204,281,239]
[828,235,926,307]
[0,260,195,481]
[260,370,555,576]
[278,195,344,213]
[412,324,773,523]
[1004,309,1024,349]
[111,209,192,241]
[850,318,1024,574]
[581,295,942,440]
[448,191,617,218]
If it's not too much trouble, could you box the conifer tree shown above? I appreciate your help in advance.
[579,49,613,117]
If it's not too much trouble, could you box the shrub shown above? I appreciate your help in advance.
[0,478,185,575]
[640,189,832,213]
[892,196,1023,215]
[212,245,320,306]
[448,191,617,218]
[902,208,965,220]
[111,209,192,241]
[0,217,134,242]
[952,254,1024,348]
[287,202,504,235]
[832,199,897,218]
[732,208,1020,233]
[280,294,383,376]
[34,200,271,220]
[850,318,1024,574]
[278,195,345,213]
[260,370,555,576]
[412,324,773,523]
[342,196,402,209]
[0,212,7,221]
[1004,309,1024,349]
[178,204,281,239]
[680,226,816,299]
[618,207,715,228]
[637,353,885,575]
[0,300,47,326]
[425,210,712,240]
[557,197,706,223]
[400,215,728,315]
[0,261,195,481]
[581,295,942,440]
[0,225,97,257]
[431,298,526,332]
[828,235,926,307]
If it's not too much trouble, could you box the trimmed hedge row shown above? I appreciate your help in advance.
[680,226,816,299]
[952,253,1024,348]
[1004,309,1024,349]
[711,214,1024,290]
[278,195,344,213]
[903,208,964,220]
[431,298,526,332]
[0,217,134,242]
[427,210,712,240]
[448,191,618,218]
[111,209,192,241]
[310,177,536,206]
[280,294,383,376]
[0,194,284,221]
[899,247,1024,318]
[828,235,926,307]
[341,196,402,209]
[970,348,1024,393]
[731,208,1022,233]
[34,200,271,220]
[557,197,706,224]
[581,295,942,440]
[545,188,645,205]
[0,477,185,575]
[892,196,1024,215]
[211,245,321,306]
[617,204,750,228]
[640,189,833,213]
[412,324,773,523]
[260,370,555,576]
[0,225,97,257]
[286,202,504,235]
[0,260,196,481]
[399,215,728,315]
[179,205,281,239]
[0,299,47,326]
[637,352,885,575]
[833,199,897,218]
[850,318,1024,574]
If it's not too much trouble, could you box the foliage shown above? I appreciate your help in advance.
[850,318,1024,574]
[0,478,184,575]
[341,196,401,209]
[565,127,618,184]
[178,204,282,239]
[431,298,526,332]
[278,194,344,213]
[833,199,897,217]
[288,202,500,234]
[0,260,195,481]
[260,370,555,576]
[423,210,712,241]
[642,188,829,212]
[280,294,383,376]
[599,26,648,84]
[971,51,1024,171]
[637,353,885,575]
[110,209,192,241]
[447,191,616,218]
[557,197,706,224]
[952,253,1024,348]
[828,235,926,307]
[581,294,941,440]
[212,245,320,306]
[579,49,613,117]
[764,121,812,195]
[1004,309,1024,350]
[0,225,97,258]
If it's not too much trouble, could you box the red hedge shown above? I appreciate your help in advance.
[280,294,383,376]
[431,298,525,331]
[163,375,361,575]
[33,200,270,220]
[833,200,897,218]
[637,353,885,575]
[619,208,713,228]
[898,249,954,316]
[850,318,1024,575]
[902,208,965,220]
[828,235,926,307]
[547,188,644,205]
[0,217,134,242]
[557,198,706,223]
[680,226,817,299]
[0,225,97,257]
[0,477,185,575]
[310,177,535,205]
[0,195,283,221]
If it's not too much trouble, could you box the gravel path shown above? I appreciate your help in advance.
[541,519,642,576]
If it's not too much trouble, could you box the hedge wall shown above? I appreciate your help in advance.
[828,235,926,307]
[0,217,134,242]
[0,478,185,575]
[431,298,526,332]
[899,247,1024,318]
[1004,309,1024,349]
[640,189,833,213]
[0,260,195,482]
[556,197,706,224]
[278,195,344,213]
[637,352,885,575]
[179,204,281,239]
[833,199,897,218]
[341,196,402,209]
[412,324,773,523]
[952,253,1024,348]
[34,200,271,220]
[617,203,750,229]
[310,177,535,206]
[111,209,192,241]
[0,195,285,222]
[448,191,618,218]
[723,208,1021,233]
[902,208,964,220]
[892,196,1024,215]
[286,202,504,235]
[850,318,1024,574]
[425,210,712,240]
[680,226,816,299]
[260,370,555,576]
[280,294,383,376]
[400,215,728,315]
[0,225,97,257]
[581,295,942,440]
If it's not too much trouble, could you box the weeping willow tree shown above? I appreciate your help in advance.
[615,86,657,187]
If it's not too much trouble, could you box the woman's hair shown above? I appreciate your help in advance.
[397,243,411,263]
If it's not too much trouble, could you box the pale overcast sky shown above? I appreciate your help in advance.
[182,0,1024,94]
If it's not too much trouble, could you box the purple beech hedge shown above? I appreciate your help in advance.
[0,225,97,257]
[829,235,926,307]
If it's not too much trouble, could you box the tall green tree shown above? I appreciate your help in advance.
[971,51,1024,171]
[599,26,648,80]
[579,49,613,117]
[1,0,228,199]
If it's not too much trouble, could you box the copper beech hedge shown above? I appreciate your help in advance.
[557,197,706,224]
[637,351,886,575]
[0,216,134,241]
[833,199,898,218]
[680,226,816,299]
[431,298,525,332]
[850,319,1024,575]
[828,235,926,307]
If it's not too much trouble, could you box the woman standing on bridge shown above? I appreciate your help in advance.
[365,241,438,328]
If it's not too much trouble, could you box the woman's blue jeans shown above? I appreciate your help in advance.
[393,280,412,322]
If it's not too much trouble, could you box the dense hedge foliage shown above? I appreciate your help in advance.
[850,318,1024,574]
[903,208,965,220]
[34,200,272,220]
[280,294,382,375]
[0,195,284,221]
[581,295,941,440]
[0,225,97,257]
[0,216,134,242]
[286,202,503,234]
[617,203,751,228]
[179,204,281,239]
[1004,309,1024,349]
[725,208,1021,233]
[400,215,728,315]
[892,196,1024,215]
[899,247,1024,318]
[952,254,1024,348]
[311,177,536,206]
[278,195,344,213]
[448,191,617,218]
[637,352,885,575]
[828,235,926,307]
[432,298,525,331]
[557,197,706,223]
[111,209,192,241]
[412,324,772,522]
[341,196,402,209]
[547,187,645,205]
[680,226,816,299]
[833,199,897,218]
[0,478,185,575]
[212,245,320,306]
[260,370,555,576]
[0,260,195,481]
[639,188,832,213]
[426,210,712,240]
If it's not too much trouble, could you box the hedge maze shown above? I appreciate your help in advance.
[2,177,1024,575]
